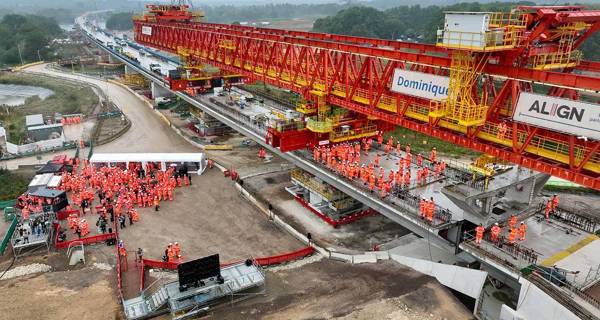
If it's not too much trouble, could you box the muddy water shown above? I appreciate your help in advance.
[0,84,54,107]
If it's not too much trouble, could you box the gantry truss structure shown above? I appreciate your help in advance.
[133,5,600,190]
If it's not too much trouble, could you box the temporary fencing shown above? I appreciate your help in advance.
[54,232,117,249]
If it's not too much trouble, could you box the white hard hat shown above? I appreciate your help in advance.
[169,242,172,246]
[495,223,498,225]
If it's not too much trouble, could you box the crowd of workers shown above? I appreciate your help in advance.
[311,133,446,199]
[473,194,560,247]
[55,159,193,258]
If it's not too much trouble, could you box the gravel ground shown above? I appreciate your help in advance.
[205,259,472,320]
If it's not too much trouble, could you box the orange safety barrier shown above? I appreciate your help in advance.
[55,232,117,249]
[56,209,80,220]
[255,246,315,266]
[138,246,315,291]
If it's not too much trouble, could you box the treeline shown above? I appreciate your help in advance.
[106,12,134,30]
[202,3,348,23]
[0,14,63,66]
[313,2,600,61]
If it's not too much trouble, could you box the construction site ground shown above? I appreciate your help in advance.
[0,245,121,320]
[244,170,410,252]
[206,259,472,320]
[118,167,304,299]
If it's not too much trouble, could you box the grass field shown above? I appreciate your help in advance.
[0,72,98,144]
[0,169,31,201]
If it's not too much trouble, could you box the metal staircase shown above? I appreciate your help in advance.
[123,280,170,319]
[122,261,265,320]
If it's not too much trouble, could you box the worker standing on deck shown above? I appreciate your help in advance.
[475,224,485,245]
[497,122,508,140]
[490,223,501,243]
[551,194,559,212]
[545,200,552,220]
[419,198,426,218]
[430,147,437,162]
[507,227,517,244]
[519,222,527,241]
[417,153,423,167]
[428,197,435,222]
[508,214,517,230]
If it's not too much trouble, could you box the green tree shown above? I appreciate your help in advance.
[0,14,63,66]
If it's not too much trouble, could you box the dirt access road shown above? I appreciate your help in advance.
[1,63,198,170]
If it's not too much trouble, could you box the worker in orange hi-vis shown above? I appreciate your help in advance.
[80,219,89,236]
[419,198,426,218]
[177,176,182,187]
[518,222,527,241]
[403,171,411,188]
[207,159,213,169]
[173,242,182,260]
[507,227,517,244]
[417,153,423,167]
[425,201,434,223]
[405,144,411,155]
[183,174,189,186]
[166,243,174,262]
[475,224,485,245]
[374,153,380,167]
[131,209,140,222]
[119,245,127,258]
[427,197,435,223]
[433,162,441,178]
[396,142,402,156]
[388,170,395,184]
[490,223,501,243]
[497,122,508,140]
[545,200,552,220]
[508,214,517,230]
[430,147,437,162]
[22,207,30,220]
[377,134,383,146]
[369,178,375,193]
[551,194,559,212]
[396,165,403,181]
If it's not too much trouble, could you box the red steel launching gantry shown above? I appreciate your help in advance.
[133,4,600,190]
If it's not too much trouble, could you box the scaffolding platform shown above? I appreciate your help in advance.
[123,260,265,320]
[11,212,55,258]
